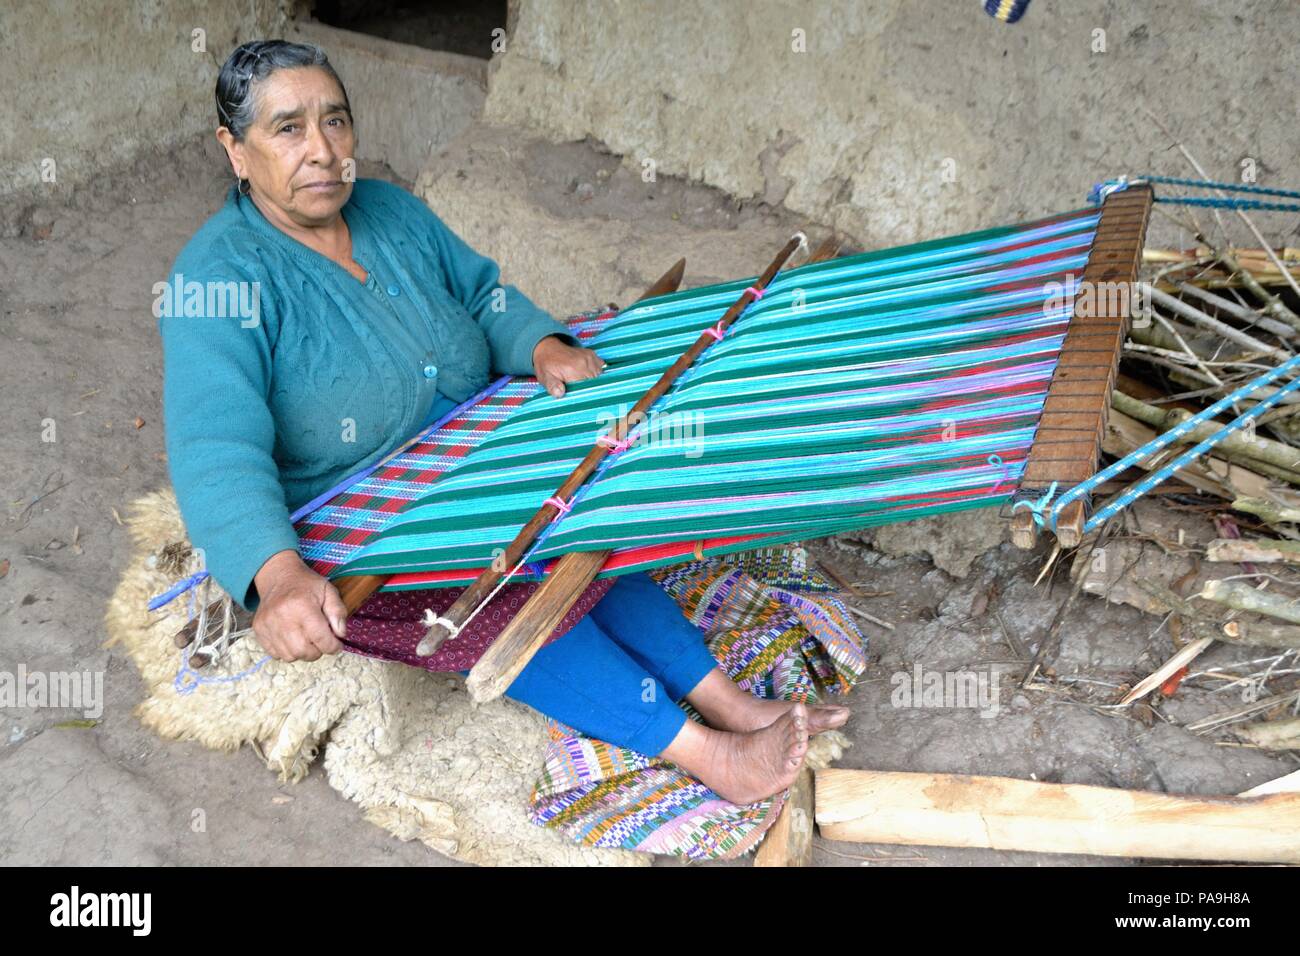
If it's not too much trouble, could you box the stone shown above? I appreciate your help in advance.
[871,509,1007,579]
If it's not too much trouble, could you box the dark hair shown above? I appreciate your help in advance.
[215,39,352,141]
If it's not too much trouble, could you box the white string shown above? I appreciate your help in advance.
[421,550,535,642]
[420,610,459,634]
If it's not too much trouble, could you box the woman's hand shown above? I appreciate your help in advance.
[532,335,605,398]
[250,550,347,662]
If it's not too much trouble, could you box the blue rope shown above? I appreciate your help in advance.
[1140,174,1300,201]
[163,588,271,695]
[1011,481,1059,528]
[1158,197,1300,213]
[1038,352,1300,533]
[147,571,209,611]
[1089,174,1300,212]
[174,648,271,696]
[1088,177,1136,204]
[1084,371,1300,532]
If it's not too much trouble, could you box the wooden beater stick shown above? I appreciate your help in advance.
[415,232,814,660]
[466,237,842,703]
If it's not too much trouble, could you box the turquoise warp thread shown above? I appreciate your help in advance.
[1011,481,1058,528]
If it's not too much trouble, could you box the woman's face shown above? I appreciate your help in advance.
[218,66,357,227]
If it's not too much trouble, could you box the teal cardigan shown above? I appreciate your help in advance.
[158,178,576,610]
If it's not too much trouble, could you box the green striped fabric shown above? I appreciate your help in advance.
[335,206,1099,581]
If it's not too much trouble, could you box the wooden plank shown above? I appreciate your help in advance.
[1010,511,1038,549]
[1048,379,1111,398]
[1036,412,1106,431]
[1050,367,1114,381]
[1043,396,1111,415]
[465,550,609,703]
[1021,460,1096,484]
[814,768,1300,863]
[1055,351,1119,369]
[753,766,815,867]
[1054,499,1087,546]
[1014,185,1153,548]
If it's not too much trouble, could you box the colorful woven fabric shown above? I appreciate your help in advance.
[329,207,1098,586]
[291,306,616,580]
[527,546,867,860]
[339,576,617,673]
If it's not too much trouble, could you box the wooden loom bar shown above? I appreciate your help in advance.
[415,233,813,660]
[466,238,843,704]
[1011,185,1154,549]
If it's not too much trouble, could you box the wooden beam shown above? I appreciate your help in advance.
[464,550,608,703]
[1013,186,1154,549]
[814,768,1300,863]
[753,765,815,867]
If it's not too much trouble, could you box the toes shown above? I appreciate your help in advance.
[786,740,808,770]
[786,729,808,757]
[790,703,808,731]
[813,706,850,729]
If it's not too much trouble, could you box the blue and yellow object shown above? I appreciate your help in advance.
[983,0,1031,23]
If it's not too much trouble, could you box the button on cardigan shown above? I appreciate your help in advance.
[158,178,577,610]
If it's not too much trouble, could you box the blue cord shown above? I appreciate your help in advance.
[174,648,271,696]
[1011,482,1059,529]
[1032,353,1300,535]
[1158,197,1300,213]
[1089,174,1300,211]
[1140,174,1300,201]
[147,570,209,611]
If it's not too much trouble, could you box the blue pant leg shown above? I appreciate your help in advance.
[585,571,719,702]
[458,613,687,757]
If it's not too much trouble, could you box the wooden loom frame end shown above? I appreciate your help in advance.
[1010,185,1155,550]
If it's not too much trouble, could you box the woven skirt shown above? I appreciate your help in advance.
[339,577,618,672]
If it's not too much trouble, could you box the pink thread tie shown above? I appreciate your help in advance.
[544,495,573,518]
[745,286,765,300]
[704,321,728,341]
[597,434,633,453]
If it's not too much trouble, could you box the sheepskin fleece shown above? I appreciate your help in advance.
[104,488,646,866]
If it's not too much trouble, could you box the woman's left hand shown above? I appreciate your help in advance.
[532,335,605,398]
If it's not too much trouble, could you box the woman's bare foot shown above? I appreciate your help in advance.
[685,669,850,734]
[660,704,811,805]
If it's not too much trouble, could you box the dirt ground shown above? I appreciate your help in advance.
[1,124,1295,867]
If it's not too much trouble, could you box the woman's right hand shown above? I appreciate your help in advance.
[249,550,347,662]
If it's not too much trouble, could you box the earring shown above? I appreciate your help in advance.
[237,177,251,196]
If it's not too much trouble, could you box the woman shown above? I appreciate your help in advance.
[160,40,848,806]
